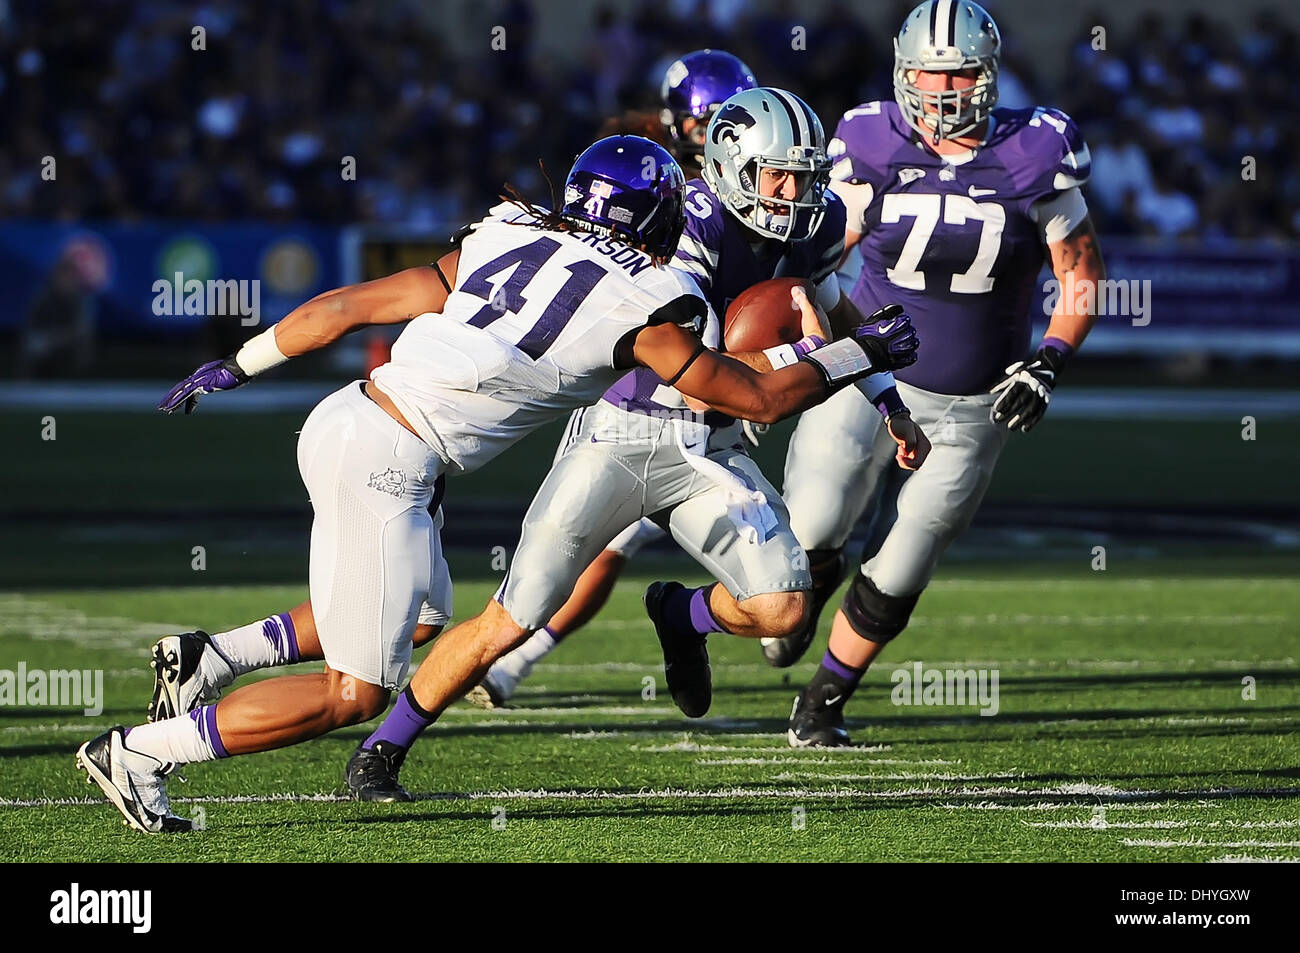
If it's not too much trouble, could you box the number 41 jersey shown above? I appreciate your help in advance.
[832,101,1090,395]
[372,203,712,474]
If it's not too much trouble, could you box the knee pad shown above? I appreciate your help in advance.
[841,572,919,644]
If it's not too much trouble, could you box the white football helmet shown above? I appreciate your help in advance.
[894,0,1001,143]
[701,87,831,242]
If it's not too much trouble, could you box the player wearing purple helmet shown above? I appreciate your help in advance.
[77,136,903,831]
[343,91,928,802]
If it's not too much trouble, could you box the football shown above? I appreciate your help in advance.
[723,277,811,352]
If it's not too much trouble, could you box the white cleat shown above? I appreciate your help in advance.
[147,631,231,722]
[76,727,194,834]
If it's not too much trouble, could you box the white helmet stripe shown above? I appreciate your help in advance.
[934,0,956,47]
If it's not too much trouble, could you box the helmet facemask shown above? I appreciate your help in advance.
[893,48,998,143]
[892,0,1002,145]
[713,146,830,242]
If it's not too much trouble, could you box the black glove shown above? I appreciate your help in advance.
[989,342,1068,432]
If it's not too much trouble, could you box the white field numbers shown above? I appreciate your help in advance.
[881,192,1005,293]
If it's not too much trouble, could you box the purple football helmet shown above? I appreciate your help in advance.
[660,49,758,167]
[561,136,686,260]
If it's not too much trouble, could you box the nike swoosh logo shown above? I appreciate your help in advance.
[968,186,996,197]
[876,320,899,334]
[824,694,843,707]
[126,776,163,825]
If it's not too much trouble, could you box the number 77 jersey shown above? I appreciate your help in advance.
[830,101,1090,395]
[372,202,714,475]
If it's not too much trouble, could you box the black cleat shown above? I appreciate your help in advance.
[787,687,852,748]
[645,581,712,718]
[76,727,194,833]
[346,741,413,802]
[762,550,846,668]
[148,630,228,722]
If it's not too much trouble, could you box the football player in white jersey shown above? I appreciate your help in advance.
[75,137,904,833]
[345,89,926,802]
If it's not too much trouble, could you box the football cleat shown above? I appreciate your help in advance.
[147,630,230,722]
[345,741,413,803]
[787,687,852,748]
[76,727,194,833]
[645,581,712,718]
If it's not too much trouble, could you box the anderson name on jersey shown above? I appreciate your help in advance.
[831,101,1090,395]
[372,202,712,474]
[602,177,845,419]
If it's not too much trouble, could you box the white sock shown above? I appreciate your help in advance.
[126,705,227,766]
[209,612,300,679]
[504,627,558,674]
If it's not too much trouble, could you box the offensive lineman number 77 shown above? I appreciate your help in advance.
[882,193,1005,293]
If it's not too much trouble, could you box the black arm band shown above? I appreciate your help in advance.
[664,342,707,387]
[431,260,453,294]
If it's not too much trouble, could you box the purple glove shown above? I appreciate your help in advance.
[852,304,920,371]
[158,358,247,414]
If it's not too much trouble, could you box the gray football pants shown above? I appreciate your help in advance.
[783,380,1009,597]
[499,402,811,631]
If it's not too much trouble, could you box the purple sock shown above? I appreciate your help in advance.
[364,686,434,750]
[809,648,866,704]
[664,584,726,636]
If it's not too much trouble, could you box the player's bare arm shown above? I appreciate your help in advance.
[633,321,827,423]
[1043,215,1105,348]
[158,251,460,414]
[636,286,919,423]
[991,216,1106,432]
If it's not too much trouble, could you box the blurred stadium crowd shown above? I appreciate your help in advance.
[2,0,1298,241]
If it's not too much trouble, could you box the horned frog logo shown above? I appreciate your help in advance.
[367,467,408,498]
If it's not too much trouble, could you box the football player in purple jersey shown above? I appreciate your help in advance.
[777,0,1108,745]
[464,80,934,714]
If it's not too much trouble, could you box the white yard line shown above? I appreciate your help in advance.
[1027,819,1300,829]
[7,784,1296,810]
[1123,838,1300,849]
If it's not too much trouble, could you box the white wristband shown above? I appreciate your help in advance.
[764,343,800,368]
[233,326,289,377]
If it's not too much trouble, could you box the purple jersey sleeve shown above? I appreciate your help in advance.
[829,102,907,196]
[673,180,726,307]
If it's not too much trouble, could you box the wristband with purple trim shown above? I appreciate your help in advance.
[1039,336,1075,372]
[764,334,826,369]
[874,386,908,419]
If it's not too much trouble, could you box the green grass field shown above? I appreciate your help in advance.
[1,557,1296,862]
